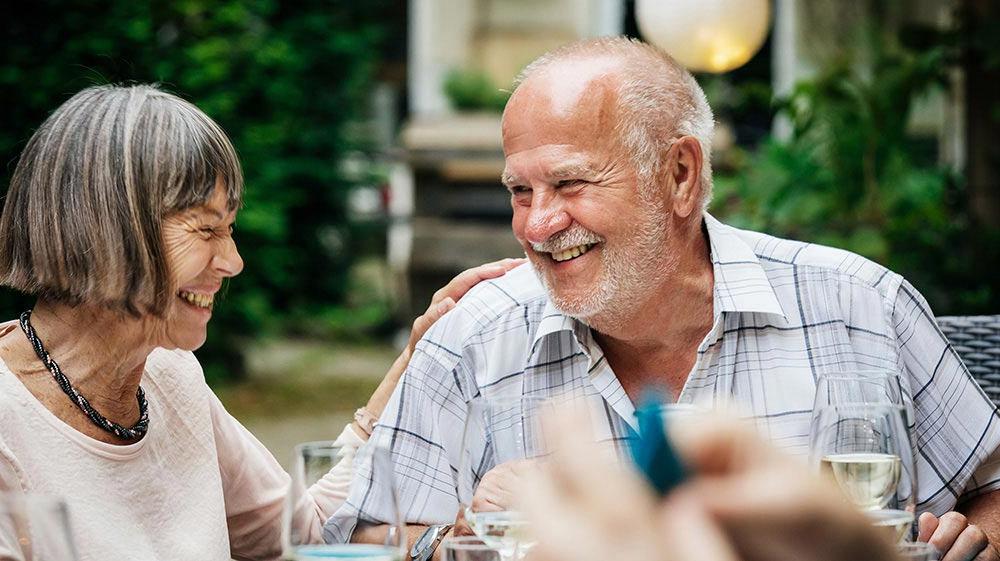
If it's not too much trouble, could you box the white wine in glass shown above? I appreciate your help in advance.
[810,404,917,541]
[819,452,902,510]
[463,510,534,559]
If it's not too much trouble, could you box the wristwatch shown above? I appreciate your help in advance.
[410,523,454,561]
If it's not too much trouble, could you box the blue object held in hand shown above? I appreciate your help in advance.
[630,395,688,496]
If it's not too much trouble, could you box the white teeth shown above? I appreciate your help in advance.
[551,243,595,262]
[178,290,214,309]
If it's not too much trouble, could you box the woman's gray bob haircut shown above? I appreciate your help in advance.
[0,84,243,316]
[512,37,715,207]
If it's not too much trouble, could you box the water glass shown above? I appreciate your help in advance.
[283,442,405,560]
[440,536,501,561]
[0,493,78,561]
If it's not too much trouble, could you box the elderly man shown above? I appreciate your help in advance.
[328,37,1000,560]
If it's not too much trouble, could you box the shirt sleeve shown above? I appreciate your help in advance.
[892,279,1000,516]
[323,318,473,543]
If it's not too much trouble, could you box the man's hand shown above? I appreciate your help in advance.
[919,512,999,561]
[471,459,537,513]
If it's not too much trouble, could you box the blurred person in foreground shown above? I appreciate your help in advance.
[332,36,1000,561]
[0,84,520,561]
[520,412,905,561]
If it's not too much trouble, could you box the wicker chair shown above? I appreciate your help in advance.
[937,315,1000,407]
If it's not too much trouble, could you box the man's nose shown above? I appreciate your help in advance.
[523,194,571,246]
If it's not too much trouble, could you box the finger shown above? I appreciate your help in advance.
[661,492,740,561]
[407,298,456,350]
[919,512,941,543]
[472,482,512,512]
[930,512,970,558]
[670,417,775,476]
[430,259,524,305]
[972,543,1000,561]
[942,525,989,561]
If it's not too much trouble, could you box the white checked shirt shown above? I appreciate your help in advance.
[325,214,1000,541]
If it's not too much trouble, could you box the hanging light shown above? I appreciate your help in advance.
[635,0,771,73]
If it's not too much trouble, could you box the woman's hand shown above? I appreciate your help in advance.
[353,258,525,439]
[404,258,525,357]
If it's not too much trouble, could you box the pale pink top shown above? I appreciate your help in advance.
[0,321,363,561]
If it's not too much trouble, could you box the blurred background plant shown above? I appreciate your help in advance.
[711,7,999,314]
[0,0,400,385]
[443,67,510,112]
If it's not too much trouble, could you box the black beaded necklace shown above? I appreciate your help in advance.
[19,310,149,441]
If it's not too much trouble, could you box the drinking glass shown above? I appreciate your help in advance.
[283,442,405,560]
[457,396,556,561]
[0,493,78,561]
[811,370,908,432]
[440,536,501,561]
[896,542,940,560]
[809,403,917,542]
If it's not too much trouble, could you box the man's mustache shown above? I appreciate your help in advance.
[531,225,604,253]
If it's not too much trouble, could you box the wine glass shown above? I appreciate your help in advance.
[440,536,501,561]
[457,396,555,561]
[283,441,405,560]
[812,370,907,421]
[0,493,78,560]
[809,403,917,542]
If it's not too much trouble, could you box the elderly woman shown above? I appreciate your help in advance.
[0,84,520,560]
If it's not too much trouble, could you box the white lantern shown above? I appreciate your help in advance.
[636,0,771,73]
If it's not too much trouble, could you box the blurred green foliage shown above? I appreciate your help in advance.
[443,68,510,112]
[713,24,999,314]
[0,1,393,384]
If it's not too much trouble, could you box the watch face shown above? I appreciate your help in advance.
[411,526,439,556]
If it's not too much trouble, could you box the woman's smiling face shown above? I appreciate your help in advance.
[153,179,243,351]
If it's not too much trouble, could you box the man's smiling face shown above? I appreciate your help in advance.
[501,58,678,324]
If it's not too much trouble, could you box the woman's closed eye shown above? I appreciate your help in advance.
[199,225,233,238]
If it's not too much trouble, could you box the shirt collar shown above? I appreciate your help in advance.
[704,213,787,319]
[529,213,787,356]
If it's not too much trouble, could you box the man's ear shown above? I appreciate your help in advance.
[663,136,704,218]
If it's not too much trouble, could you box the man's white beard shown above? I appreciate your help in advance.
[532,195,679,330]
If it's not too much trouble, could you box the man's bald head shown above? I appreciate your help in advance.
[507,37,715,207]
